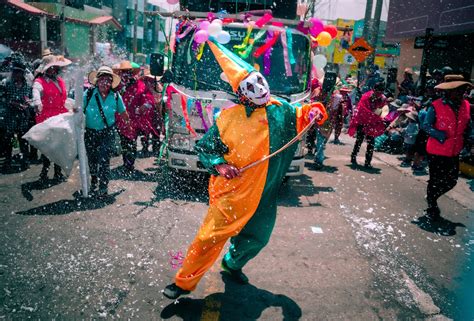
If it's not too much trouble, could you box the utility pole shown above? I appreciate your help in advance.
[133,0,138,59]
[60,0,66,55]
[418,28,434,96]
[357,0,373,91]
[367,0,383,66]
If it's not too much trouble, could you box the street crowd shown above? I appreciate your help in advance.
[0,49,472,223]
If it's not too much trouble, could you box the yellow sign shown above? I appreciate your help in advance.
[348,37,374,63]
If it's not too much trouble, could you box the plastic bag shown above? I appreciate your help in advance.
[23,112,77,176]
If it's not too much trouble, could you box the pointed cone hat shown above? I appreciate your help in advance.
[207,39,255,92]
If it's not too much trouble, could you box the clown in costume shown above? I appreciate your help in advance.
[163,40,327,299]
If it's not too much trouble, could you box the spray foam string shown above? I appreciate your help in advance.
[168,251,184,270]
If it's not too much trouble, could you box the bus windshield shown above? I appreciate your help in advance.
[171,25,311,96]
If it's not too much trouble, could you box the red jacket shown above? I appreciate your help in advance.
[35,77,68,124]
[348,90,386,137]
[116,79,156,139]
[426,98,470,157]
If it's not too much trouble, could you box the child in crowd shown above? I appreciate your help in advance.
[400,111,419,167]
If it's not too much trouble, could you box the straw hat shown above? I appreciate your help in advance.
[435,74,472,90]
[42,48,53,57]
[389,99,403,109]
[88,66,121,89]
[406,111,418,122]
[397,103,413,113]
[112,60,140,75]
[38,55,71,73]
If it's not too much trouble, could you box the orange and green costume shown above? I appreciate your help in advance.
[174,98,325,291]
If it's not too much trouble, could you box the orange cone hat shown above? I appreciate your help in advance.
[207,39,256,92]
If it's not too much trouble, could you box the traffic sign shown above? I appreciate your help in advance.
[414,36,449,49]
[348,37,374,63]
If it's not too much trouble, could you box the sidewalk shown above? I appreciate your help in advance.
[333,133,473,210]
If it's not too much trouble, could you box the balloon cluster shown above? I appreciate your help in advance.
[194,19,231,44]
[307,18,337,47]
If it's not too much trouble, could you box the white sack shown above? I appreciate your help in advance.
[23,112,77,176]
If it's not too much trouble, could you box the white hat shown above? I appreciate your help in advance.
[38,55,71,73]
[88,66,121,89]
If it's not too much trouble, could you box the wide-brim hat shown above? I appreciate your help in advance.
[39,55,71,73]
[435,74,472,90]
[397,103,413,112]
[88,66,121,89]
[406,111,418,121]
[389,99,403,109]
[42,48,53,57]
[112,60,140,75]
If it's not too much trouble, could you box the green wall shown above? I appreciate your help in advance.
[65,22,89,58]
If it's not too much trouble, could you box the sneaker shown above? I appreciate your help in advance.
[313,161,323,170]
[424,207,441,222]
[163,283,190,300]
[221,259,249,285]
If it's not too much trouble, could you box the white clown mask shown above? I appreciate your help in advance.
[238,72,270,106]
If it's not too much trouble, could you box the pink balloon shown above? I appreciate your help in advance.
[166,0,179,4]
[199,20,210,31]
[194,30,208,44]
[309,18,324,37]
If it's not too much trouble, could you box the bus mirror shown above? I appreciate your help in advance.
[150,53,165,76]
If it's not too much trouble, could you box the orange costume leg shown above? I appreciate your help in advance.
[175,203,252,291]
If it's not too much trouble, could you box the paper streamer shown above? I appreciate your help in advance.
[166,85,197,137]
[234,25,253,50]
[195,100,209,132]
[286,29,296,64]
[280,30,292,77]
[255,13,273,27]
[263,31,273,75]
[196,43,205,60]
[253,31,280,58]
[238,29,267,59]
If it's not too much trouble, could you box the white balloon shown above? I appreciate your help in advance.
[216,31,231,44]
[213,19,223,25]
[208,22,222,37]
[313,54,327,69]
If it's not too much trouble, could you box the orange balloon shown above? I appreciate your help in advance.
[316,31,332,47]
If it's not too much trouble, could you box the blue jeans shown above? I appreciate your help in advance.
[85,127,115,189]
[314,131,327,165]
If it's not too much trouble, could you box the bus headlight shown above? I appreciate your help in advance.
[169,133,191,150]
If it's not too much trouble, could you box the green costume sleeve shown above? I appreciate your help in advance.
[194,124,229,175]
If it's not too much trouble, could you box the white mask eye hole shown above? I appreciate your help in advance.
[246,83,255,93]
[257,76,264,85]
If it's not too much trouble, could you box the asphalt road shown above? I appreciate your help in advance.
[0,133,473,320]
